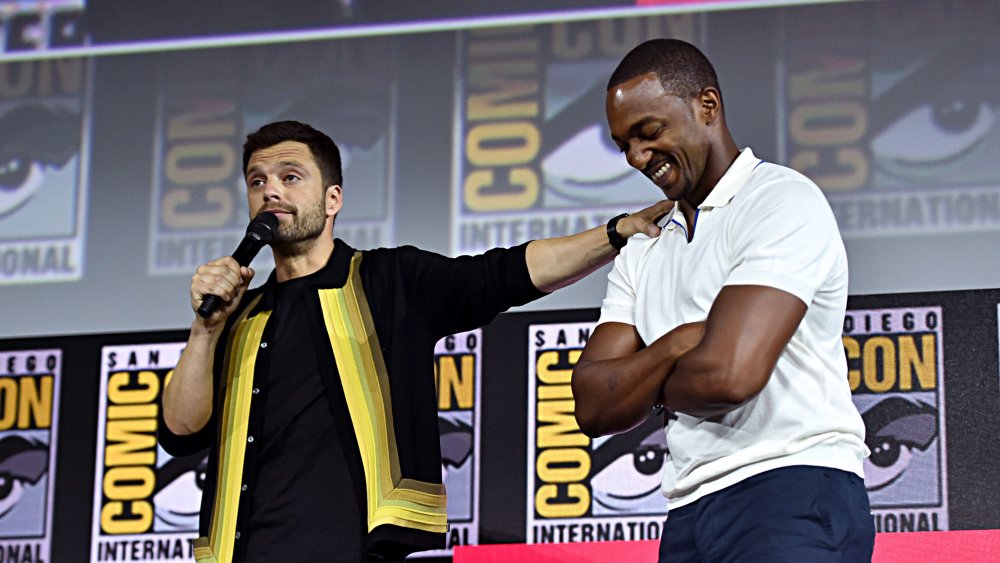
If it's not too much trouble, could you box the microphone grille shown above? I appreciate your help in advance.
[247,212,279,243]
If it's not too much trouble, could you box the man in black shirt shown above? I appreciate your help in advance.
[158,121,670,562]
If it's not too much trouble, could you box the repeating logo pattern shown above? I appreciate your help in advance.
[91,343,204,562]
[149,38,397,276]
[0,57,90,284]
[416,329,483,557]
[526,322,667,545]
[452,15,704,255]
[844,306,948,532]
[0,349,60,563]
[780,1,1000,237]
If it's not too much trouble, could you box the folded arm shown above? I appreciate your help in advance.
[660,285,807,418]
[571,320,703,437]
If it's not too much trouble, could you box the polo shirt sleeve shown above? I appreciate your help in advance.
[597,249,637,326]
[723,178,845,306]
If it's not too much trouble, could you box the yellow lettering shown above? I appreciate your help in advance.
[536,447,590,482]
[537,400,588,448]
[792,148,868,191]
[0,378,17,430]
[863,336,896,393]
[463,168,539,211]
[108,371,160,404]
[535,483,589,518]
[103,466,156,500]
[436,355,475,410]
[105,419,157,466]
[17,375,52,429]
[466,122,540,166]
[790,103,867,145]
[843,336,861,391]
[101,500,153,535]
[898,334,936,390]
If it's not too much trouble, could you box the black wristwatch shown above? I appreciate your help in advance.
[607,213,629,250]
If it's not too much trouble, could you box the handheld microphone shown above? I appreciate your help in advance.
[197,212,279,318]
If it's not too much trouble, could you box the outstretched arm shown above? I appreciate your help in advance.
[525,200,673,293]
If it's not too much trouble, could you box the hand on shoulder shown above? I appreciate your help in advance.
[619,199,674,240]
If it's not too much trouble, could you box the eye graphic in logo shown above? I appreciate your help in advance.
[152,454,207,532]
[590,414,668,515]
[540,79,656,206]
[0,436,48,521]
[0,104,81,218]
[439,416,475,522]
[871,41,1000,182]
[861,397,938,493]
[439,417,473,482]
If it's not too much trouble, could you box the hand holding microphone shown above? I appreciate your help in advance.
[195,212,279,319]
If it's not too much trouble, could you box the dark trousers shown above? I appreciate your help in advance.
[658,466,875,562]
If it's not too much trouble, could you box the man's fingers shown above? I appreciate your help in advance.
[644,199,674,222]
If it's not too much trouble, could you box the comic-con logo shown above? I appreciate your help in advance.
[783,3,1000,236]
[151,40,395,275]
[526,323,667,545]
[0,349,60,563]
[0,58,88,284]
[92,344,205,562]
[419,329,482,557]
[454,15,702,254]
[844,307,948,532]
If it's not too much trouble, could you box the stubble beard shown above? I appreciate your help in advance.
[270,199,328,256]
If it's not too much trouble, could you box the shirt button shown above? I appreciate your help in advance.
[252,387,260,395]
[247,436,254,443]
[241,484,247,492]
[260,342,267,349]
[235,532,241,539]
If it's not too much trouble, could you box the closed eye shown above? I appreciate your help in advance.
[640,126,664,141]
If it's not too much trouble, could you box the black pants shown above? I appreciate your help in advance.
[659,466,875,562]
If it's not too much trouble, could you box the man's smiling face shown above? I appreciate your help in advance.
[606,72,713,205]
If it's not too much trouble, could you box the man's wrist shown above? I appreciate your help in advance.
[607,213,629,250]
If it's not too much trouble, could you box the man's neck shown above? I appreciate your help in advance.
[273,238,335,282]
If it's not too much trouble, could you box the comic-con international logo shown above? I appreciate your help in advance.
[149,40,396,276]
[0,58,89,284]
[413,329,483,558]
[781,2,1000,237]
[844,306,948,532]
[453,15,703,255]
[0,349,60,563]
[92,344,207,562]
[526,323,667,545]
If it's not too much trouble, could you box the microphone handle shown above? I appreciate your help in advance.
[196,232,266,318]
[196,295,224,318]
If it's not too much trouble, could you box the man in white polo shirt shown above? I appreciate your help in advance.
[572,39,875,562]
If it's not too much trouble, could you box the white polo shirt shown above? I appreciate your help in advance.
[598,148,868,509]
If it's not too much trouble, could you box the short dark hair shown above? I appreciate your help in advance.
[242,120,343,188]
[607,39,721,107]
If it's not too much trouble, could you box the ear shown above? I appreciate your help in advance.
[698,87,723,125]
[325,184,343,219]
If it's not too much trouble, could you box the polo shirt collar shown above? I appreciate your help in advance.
[698,147,760,210]
[658,148,760,232]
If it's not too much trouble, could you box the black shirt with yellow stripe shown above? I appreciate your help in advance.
[157,239,544,562]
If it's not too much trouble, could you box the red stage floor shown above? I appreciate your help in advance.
[454,530,1000,562]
